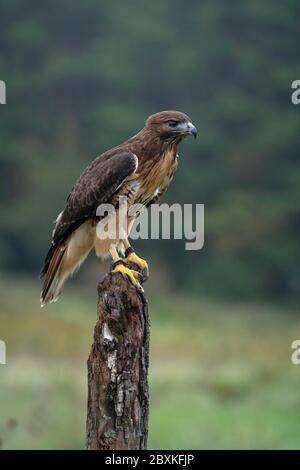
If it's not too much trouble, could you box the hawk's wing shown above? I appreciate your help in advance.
[40,149,138,279]
[52,150,138,244]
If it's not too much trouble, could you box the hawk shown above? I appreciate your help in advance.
[40,110,197,306]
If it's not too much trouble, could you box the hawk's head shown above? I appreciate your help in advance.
[145,110,197,142]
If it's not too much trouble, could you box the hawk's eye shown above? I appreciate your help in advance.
[168,120,179,128]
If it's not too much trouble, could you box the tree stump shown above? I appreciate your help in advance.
[86,270,150,450]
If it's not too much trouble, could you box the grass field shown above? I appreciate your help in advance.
[0,277,300,449]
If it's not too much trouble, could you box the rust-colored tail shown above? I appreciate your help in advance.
[40,242,67,306]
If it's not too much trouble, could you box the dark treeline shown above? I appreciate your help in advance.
[0,0,299,302]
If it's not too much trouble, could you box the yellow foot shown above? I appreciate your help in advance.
[112,263,142,288]
[123,250,149,280]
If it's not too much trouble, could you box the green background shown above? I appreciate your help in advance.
[0,0,300,449]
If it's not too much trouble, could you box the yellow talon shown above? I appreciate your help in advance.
[124,252,148,272]
[112,263,140,286]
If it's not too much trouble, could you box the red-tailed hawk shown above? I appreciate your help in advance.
[40,110,197,306]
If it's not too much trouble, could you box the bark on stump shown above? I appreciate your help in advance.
[86,270,150,450]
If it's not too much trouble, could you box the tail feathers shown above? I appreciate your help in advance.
[40,243,67,306]
[40,221,94,306]
[39,243,56,279]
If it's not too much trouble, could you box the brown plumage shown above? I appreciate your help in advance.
[40,110,197,305]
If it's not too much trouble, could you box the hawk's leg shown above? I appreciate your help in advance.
[110,246,143,291]
[122,239,149,281]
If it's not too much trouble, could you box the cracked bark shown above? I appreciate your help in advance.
[86,270,150,450]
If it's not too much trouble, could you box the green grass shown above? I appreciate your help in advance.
[0,277,300,449]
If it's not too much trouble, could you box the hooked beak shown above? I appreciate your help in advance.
[186,122,197,139]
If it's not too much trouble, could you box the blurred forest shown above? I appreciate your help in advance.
[1,0,300,452]
[0,0,300,302]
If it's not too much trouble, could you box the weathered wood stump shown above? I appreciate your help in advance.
[86,270,150,450]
